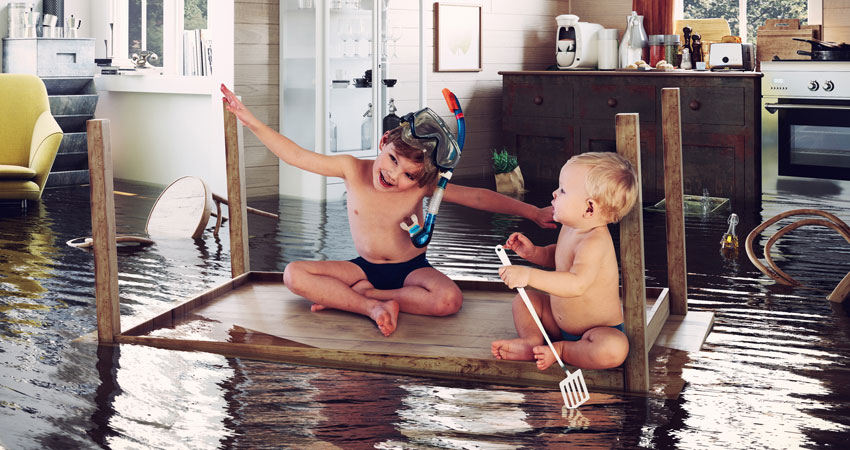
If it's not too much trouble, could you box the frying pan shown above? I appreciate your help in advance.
[796,49,850,61]
[793,38,850,61]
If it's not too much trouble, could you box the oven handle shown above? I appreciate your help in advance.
[764,103,850,114]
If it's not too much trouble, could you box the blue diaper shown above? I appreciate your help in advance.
[560,323,625,342]
[349,253,432,290]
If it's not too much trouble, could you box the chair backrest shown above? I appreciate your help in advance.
[0,74,51,167]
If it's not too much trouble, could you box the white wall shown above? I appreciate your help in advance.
[93,0,235,194]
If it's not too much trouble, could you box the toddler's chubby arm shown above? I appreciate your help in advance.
[221,84,351,179]
[499,230,607,298]
[504,232,555,267]
[442,184,556,229]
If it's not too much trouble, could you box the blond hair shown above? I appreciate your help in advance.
[567,152,638,223]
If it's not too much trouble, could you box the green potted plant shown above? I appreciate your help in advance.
[492,148,525,197]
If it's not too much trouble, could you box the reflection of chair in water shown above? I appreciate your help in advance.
[745,209,850,304]
[0,74,63,205]
[67,176,277,248]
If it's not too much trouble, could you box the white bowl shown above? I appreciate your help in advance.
[557,51,576,67]
[557,39,575,52]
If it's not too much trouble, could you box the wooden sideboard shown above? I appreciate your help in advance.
[500,70,763,207]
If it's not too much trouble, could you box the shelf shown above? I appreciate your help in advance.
[95,74,219,95]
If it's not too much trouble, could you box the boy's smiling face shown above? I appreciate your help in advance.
[372,141,424,192]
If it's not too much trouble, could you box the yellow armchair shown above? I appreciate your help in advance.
[0,74,64,201]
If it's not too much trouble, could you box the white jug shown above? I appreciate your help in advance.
[619,11,648,68]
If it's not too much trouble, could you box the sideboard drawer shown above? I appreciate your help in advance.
[504,77,573,118]
[576,84,656,122]
[679,87,746,126]
[1,38,95,77]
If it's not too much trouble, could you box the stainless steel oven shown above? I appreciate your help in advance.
[762,61,850,193]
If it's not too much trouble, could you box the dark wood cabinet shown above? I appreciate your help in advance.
[500,71,762,207]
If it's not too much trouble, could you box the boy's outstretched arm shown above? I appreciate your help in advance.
[221,84,348,179]
[442,184,557,229]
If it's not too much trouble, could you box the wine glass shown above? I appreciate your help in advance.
[339,20,354,57]
[389,26,402,58]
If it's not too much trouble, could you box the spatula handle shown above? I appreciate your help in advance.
[495,245,568,371]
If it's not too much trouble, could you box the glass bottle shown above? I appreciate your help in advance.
[361,103,373,150]
[329,113,338,153]
[382,98,401,133]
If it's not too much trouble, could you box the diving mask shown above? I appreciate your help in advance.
[399,107,461,172]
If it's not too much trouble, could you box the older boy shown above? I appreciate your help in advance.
[222,85,555,336]
[491,152,639,370]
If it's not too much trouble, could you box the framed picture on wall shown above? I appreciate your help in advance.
[435,3,483,72]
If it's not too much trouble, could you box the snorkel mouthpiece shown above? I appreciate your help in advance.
[398,89,465,248]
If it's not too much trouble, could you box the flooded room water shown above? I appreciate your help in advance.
[1,180,849,449]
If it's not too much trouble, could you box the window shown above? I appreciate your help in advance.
[128,0,164,67]
[113,0,208,75]
[678,0,810,43]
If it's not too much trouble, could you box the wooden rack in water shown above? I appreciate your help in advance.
[82,88,713,397]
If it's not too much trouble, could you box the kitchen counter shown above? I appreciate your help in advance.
[500,70,762,207]
[500,69,763,78]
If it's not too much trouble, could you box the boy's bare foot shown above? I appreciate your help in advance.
[368,300,399,336]
[311,280,375,312]
[532,344,559,370]
[491,338,535,361]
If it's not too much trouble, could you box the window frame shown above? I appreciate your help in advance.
[112,0,185,75]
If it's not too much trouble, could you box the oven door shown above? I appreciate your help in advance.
[764,98,850,181]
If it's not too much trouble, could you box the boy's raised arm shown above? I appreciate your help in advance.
[442,184,557,229]
[222,84,348,179]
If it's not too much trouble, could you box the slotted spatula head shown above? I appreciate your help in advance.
[559,369,590,409]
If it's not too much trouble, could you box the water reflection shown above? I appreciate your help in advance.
[1,180,850,448]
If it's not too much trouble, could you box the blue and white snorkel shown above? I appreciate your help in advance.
[399,88,465,248]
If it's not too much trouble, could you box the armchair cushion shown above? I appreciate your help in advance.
[0,165,37,180]
[0,74,63,201]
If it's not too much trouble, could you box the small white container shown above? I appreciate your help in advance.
[597,28,619,70]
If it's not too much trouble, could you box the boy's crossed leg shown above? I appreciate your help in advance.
[284,260,399,336]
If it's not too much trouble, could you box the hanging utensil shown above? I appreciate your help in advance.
[494,245,590,409]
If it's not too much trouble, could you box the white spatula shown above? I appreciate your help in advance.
[495,245,590,409]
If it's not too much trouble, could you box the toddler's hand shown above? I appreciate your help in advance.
[504,232,535,260]
[221,84,258,128]
[533,206,557,229]
[499,265,531,289]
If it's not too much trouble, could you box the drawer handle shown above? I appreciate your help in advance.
[533,95,543,105]
[607,98,618,107]
[689,100,701,111]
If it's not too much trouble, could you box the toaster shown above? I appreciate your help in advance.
[709,43,755,71]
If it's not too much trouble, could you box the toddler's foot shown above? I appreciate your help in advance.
[367,300,399,336]
[491,338,535,361]
[532,343,561,370]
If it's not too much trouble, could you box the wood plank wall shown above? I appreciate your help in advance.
[388,0,573,185]
[235,0,280,199]
[824,0,850,43]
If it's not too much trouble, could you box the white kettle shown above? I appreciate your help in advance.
[619,11,648,68]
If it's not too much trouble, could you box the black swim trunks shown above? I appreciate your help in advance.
[349,253,432,290]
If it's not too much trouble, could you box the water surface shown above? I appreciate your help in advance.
[1,181,849,449]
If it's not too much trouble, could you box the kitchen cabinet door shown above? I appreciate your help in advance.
[578,125,658,203]
[680,132,747,207]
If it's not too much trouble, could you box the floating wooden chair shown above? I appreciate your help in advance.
[67,174,276,249]
[82,89,712,398]
[745,209,850,303]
